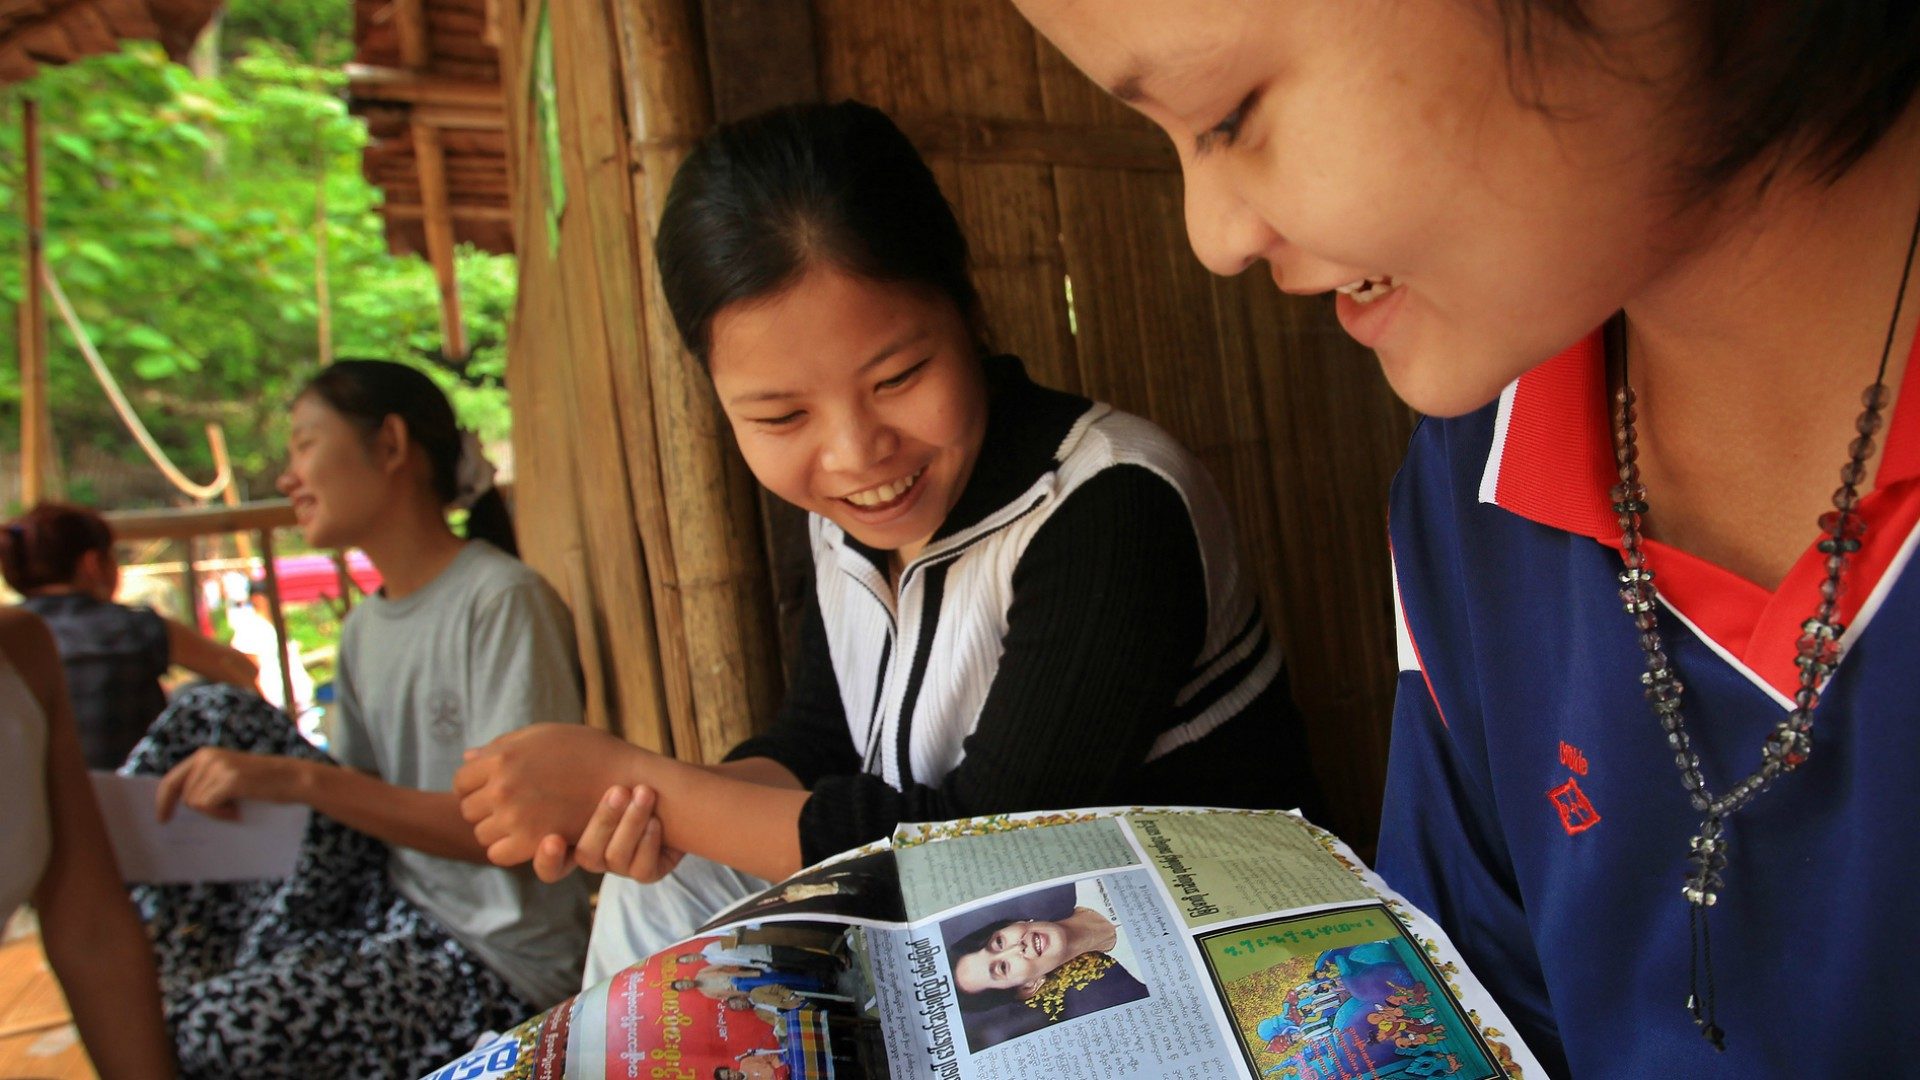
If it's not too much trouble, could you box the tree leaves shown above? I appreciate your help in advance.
[0,12,514,507]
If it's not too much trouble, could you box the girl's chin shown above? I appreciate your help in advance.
[297,521,345,550]
[1375,341,1526,420]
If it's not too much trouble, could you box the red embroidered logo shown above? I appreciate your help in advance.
[1558,740,1589,776]
[1547,778,1602,835]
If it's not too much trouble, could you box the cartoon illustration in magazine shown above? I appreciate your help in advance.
[938,877,1152,1052]
[1203,906,1503,1080]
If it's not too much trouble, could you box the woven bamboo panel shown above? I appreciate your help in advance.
[494,0,674,749]
[490,0,783,763]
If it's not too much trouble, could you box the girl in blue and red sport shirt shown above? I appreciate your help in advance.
[1008,0,1919,1077]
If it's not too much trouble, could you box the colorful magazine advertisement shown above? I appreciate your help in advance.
[421,808,1544,1080]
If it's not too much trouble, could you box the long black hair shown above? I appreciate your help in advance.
[655,100,985,366]
[298,359,517,556]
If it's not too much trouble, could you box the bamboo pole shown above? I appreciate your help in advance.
[536,2,688,750]
[607,0,784,761]
[493,0,672,743]
[255,528,298,718]
[19,98,55,505]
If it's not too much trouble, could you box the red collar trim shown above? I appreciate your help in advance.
[1476,323,1920,703]
[1477,333,1619,539]
[1479,326,1920,535]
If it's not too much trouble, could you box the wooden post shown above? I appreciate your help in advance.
[256,528,298,717]
[19,98,56,505]
[413,120,468,362]
[393,0,465,361]
[181,536,203,631]
[331,551,356,615]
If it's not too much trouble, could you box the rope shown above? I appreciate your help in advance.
[42,264,233,502]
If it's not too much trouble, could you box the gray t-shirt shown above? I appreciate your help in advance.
[333,542,590,1005]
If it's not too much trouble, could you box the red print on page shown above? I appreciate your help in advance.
[1548,778,1601,835]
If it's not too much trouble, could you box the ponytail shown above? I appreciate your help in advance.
[462,488,518,557]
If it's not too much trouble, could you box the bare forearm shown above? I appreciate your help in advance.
[42,902,175,1079]
[297,761,489,863]
[166,618,259,687]
[704,755,805,790]
[643,756,809,880]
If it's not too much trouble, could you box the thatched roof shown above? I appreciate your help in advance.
[0,0,221,85]
[347,0,510,260]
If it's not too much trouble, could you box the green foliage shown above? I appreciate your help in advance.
[224,0,357,65]
[0,25,515,507]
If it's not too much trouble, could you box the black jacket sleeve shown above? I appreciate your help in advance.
[723,592,859,787]
[794,464,1208,864]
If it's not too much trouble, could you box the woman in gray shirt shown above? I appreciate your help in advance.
[128,360,591,1078]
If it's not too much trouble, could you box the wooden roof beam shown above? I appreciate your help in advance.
[96,0,166,43]
[345,63,502,108]
[410,102,504,130]
[381,201,512,223]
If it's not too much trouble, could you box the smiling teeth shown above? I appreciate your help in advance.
[1334,276,1400,304]
[845,468,924,508]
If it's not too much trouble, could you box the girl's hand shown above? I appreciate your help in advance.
[155,748,308,823]
[530,784,685,884]
[454,724,648,867]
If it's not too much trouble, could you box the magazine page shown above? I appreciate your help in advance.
[866,808,1541,1080]
[418,807,1543,1080]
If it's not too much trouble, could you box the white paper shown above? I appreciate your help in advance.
[88,771,308,884]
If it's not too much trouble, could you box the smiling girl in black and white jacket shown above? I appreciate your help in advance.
[454,100,1324,984]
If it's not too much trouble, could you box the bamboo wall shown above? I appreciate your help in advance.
[494,0,1415,845]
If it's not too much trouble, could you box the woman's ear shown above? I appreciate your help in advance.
[374,414,412,476]
[1018,977,1043,1000]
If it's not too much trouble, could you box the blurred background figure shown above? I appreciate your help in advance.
[1,502,259,770]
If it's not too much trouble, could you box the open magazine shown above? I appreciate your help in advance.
[422,808,1542,1080]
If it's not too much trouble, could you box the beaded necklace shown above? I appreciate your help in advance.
[1606,195,1920,1050]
